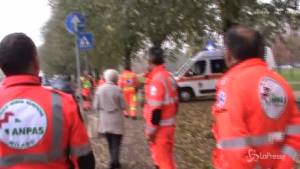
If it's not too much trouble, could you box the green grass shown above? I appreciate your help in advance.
[290,83,300,91]
[278,68,300,91]
[278,68,300,82]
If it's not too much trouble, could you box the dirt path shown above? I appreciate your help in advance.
[87,112,154,169]
[85,100,215,169]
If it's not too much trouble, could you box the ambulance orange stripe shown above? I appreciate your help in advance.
[177,74,223,82]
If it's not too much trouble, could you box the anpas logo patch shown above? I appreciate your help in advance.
[259,77,287,119]
[0,99,47,149]
[216,91,226,108]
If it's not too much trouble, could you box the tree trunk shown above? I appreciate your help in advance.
[219,0,241,32]
[152,33,166,49]
[124,47,132,70]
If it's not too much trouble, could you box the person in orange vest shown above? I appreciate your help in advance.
[81,71,93,98]
[143,47,179,169]
[118,65,138,119]
[81,72,93,111]
[212,26,300,169]
[139,72,150,107]
[0,33,95,169]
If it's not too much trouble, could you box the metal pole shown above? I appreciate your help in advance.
[85,53,89,73]
[75,35,82,104]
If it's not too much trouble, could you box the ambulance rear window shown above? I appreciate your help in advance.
[211,59,226,73]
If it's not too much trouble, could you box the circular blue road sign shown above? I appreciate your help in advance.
[65,12,86,34]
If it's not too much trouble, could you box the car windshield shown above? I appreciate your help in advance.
[175,60,193,76]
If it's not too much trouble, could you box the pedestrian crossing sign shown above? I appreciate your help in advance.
[77,32,94,50]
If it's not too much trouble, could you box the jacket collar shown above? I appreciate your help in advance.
[149,65,165,75]
[226,58,266,75]
[2,75,41,88]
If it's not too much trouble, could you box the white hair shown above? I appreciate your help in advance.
[104,69,119,83]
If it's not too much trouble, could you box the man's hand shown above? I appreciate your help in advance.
[145,127,157,143]
[146,131,156,143]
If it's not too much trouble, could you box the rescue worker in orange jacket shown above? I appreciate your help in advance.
[0,33,95,169]
[81,73,93,100]
[212,26,300,169]
[118,65,138,119]
[81,72,93,111]
[143,47,178,169]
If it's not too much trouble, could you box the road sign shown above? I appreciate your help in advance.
[65,12,85,34]
[65,13,95,108]
[77,33,94,50]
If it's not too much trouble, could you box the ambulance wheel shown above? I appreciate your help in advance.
[179,88,194,102]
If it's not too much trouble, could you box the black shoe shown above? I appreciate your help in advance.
[132,116,137,120]
[109,163,121,169]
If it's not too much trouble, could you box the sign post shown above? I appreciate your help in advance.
[77,32,94,73]
[65,12,95,115]
[75,35,81,96]
[65,12,86,104]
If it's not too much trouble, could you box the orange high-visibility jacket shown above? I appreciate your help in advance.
[143,65,178,135]
[212,58,300,169]
[118,70,138,92]
[0,75,92,169]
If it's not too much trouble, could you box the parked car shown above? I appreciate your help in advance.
[51,76,75,96]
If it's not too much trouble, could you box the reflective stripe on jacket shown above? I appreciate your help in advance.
[143,65,179,134]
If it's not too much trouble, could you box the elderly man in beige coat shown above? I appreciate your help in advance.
[93,69,126,169]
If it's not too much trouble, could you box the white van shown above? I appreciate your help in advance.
[174,47,276,101]
[174,49,226,101]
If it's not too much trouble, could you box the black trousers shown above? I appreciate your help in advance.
[105,133,122,168]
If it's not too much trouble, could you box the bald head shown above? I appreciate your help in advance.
[224,26,265,62]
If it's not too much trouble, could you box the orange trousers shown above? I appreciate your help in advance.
[149,126,176,169]
[123,91,137,117]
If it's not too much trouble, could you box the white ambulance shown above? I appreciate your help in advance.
[174,47,276,101]
[174,49,226,101]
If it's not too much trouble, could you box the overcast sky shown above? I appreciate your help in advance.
[0,0,274,47]
[0,0,52,47]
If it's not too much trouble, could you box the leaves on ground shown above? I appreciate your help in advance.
[89,100,215,169]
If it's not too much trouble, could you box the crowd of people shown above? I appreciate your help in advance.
[0,25,299,169]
